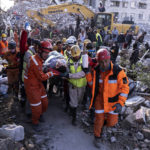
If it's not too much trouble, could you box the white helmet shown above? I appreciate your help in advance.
[66,38,74,46]
[68,36,77,44]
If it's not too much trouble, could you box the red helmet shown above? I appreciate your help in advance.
[40,41,53,52]
[97,48,110,61]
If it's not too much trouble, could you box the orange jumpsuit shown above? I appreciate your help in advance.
[0,40,8,56]
[3,51,20,94]
[24,54,54,124]
[86,62,129,137]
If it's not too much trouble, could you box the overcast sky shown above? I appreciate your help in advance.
[0,0,14,11]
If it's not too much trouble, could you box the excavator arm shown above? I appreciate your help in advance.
[26,10,55,27]
[26,3,95,27]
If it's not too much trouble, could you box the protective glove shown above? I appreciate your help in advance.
[82,67,90,74]
[47,68,60,76]
[60,72,69,78]
[112,103,122,113]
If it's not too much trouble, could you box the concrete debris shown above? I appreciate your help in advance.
[110,136,117,143]
[135,106,146,123]
[142,127,150,140]
[145,109,150,124]
[144,100,150,108]
[136,132,144,140]
[0,137,23,150]
[0,138,15,150]
[33,134,50,145]
[25,139,35,150]
[142,58,150,71]
[144,139,150,143]
[125,107,134,116]
[125,96,145,107]
[122,113,136,129]
[136,81,149,93]
[120,106,126,115]
[0,124,24,142]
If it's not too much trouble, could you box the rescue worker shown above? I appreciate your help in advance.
[24,40,58,131]
[110,42,119,64]
[136,31,147,44]
[21,39,40,110]
[0,33,8,56]
[112,27,119,42]
[56,41,64,55]
[63,38,74,112]
[3,41,20,100]
[64,38,74,59]
[94,30,103,50]
[85,49,129,148]
[67,45,87,125]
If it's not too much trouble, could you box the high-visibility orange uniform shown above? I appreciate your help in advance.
[24,54,54,124]
[0,40,8,55]
[86,62,129,137]
[3,51,20,89]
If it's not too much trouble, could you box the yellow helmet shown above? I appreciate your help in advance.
[1,33,7,38]
[84,39,91,46]
[62,38,67,44]
[71,45,81,57]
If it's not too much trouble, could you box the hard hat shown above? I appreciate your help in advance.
[66,38,74,46]
[25,22,31,31]
[97,48,110,61]
[71,45,81,57]
[40,41,52,53]
[1,33,7,38]
[84,39,91,45]
[8,40,16,49]
[62,38,67,44]
[84,39,91,47]
[68,36,77,44]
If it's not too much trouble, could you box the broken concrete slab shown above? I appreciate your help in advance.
[142,127,150,140]
[121,113,136,129]
[145,109,150,124]
[0,138,15,150]
[125,107,134,116]
[0,124,24,142]
[135,107,146,123]
[125,96,145,107]
[144,100,150,108]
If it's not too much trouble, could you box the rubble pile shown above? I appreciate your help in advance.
[78,95,150,150]
[1,0,94,30]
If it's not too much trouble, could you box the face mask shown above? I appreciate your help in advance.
[2,38,7,41]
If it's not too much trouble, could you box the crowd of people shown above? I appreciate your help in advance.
[0,21,147,148]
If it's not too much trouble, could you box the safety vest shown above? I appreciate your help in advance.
[64,50,71,60]
[22,50,34,82]
[0,41,8,55]
[86,62,129,111]
[68,58,87,88]
[96,33,102,45]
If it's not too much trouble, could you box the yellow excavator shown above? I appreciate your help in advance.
[26,3,139,34]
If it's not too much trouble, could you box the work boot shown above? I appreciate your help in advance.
[72,107,77,126]
[32,124,42,132]
[39,115,45,122]
[93,137,101,148]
